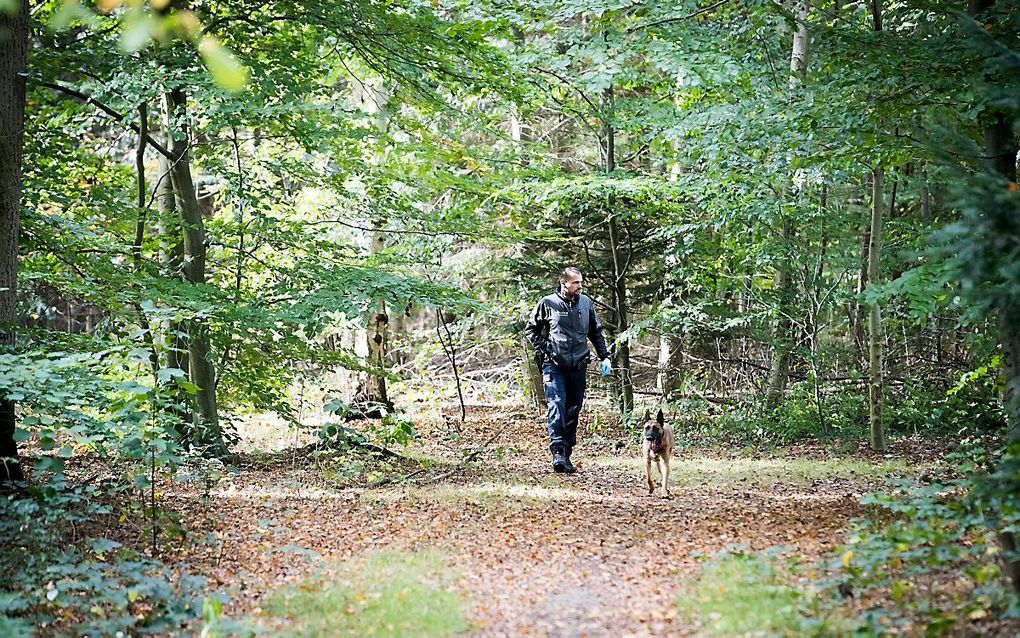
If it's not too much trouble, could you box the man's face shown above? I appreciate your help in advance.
[561,273,583,299]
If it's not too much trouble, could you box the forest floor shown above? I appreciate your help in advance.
[133,404,949,637]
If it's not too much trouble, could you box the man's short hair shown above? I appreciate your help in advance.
[558,267,582,285]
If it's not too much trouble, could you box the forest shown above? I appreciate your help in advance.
[1,0,1019,635]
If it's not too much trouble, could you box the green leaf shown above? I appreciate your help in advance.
[199,36,249,92]
[119,9,154,53]
[12,428,29,443]
[34,456,65,473]
[157,367,186,381]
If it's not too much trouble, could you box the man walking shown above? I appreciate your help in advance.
[525,267,612,473]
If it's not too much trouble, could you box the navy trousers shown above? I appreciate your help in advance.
[542,363,587,452]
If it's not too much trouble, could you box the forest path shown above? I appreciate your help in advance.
[174,407,902,637]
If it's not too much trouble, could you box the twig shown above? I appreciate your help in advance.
[436,309,467,425]
[628,0,730,32]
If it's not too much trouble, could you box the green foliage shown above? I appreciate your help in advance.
[0,345,186,467]
[831,442,1020,632]
[0,480,211,635]
[265,550,469,637]
[677,549,849,637]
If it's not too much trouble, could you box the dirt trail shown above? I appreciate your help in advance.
[171,408,873,637]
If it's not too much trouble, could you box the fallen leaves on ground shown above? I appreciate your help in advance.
[110,405,888,637]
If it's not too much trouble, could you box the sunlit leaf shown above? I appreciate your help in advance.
[119,9,155,53]
[199,35,249,92]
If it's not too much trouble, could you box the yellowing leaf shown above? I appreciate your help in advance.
[841,551,854,567]
[199,36,249,92]
[128,590,139,603]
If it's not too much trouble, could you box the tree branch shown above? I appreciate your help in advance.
[37,81,174,159]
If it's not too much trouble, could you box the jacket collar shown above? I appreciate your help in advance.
[556,290,579,306]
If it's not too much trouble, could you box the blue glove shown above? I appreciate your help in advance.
[599,359,612,376]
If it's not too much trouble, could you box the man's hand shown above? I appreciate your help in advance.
[599,358,612,376]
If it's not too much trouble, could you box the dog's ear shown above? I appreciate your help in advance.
[643,410,651,422]
[656,408,665,425]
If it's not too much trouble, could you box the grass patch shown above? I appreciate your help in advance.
[597,456,915,487]
[264,550,469,637]
[677,551,848,636]
[368,480,582,511]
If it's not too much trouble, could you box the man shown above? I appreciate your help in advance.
[525,267,612,473]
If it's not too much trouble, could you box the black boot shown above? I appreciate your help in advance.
[551,446,567,473]
[563,447,576,474]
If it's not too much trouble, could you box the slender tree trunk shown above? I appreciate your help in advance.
[765,216,795,411]
[603,83,633,413]
[347,77,393,409]
[868,168,887,451]
[764,1,809,410]
[919,163,931,223]
[0,0,29,486]
[510,110,544,406]
[366,229,390,407]
[163,88,226,456]
[132,103,160,383]
[865,0,887,452]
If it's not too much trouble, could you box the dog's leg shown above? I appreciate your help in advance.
[654,456,664,497]
[661,457,671,498]
[645,455,654,494]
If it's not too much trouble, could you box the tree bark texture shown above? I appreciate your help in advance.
[361,220,390,407]
[0,0,29,484]
[163,88,225,455]
[868,167,887,451]
[657,334,684,400]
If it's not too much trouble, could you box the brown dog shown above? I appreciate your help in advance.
[642,409,674,498]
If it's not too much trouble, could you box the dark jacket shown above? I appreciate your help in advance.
[524,291,611,370]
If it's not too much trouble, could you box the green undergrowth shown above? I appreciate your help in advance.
[597,455,914,487]
[264,550,469,637]
[677,549,851,636]
[0,476,228,637]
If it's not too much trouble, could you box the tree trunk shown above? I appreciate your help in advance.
[351,77,392,409]
[657,334,683,400]
[868,167,887,451]
[607,217,634,413]
[764,2,809,410]
[603,83,633,413]
[521,333,545,409]
[0,0,28,486]
[156,151,193,433]
[163,88,226,456]
[764,216,795,411]
[366,229,390,407]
